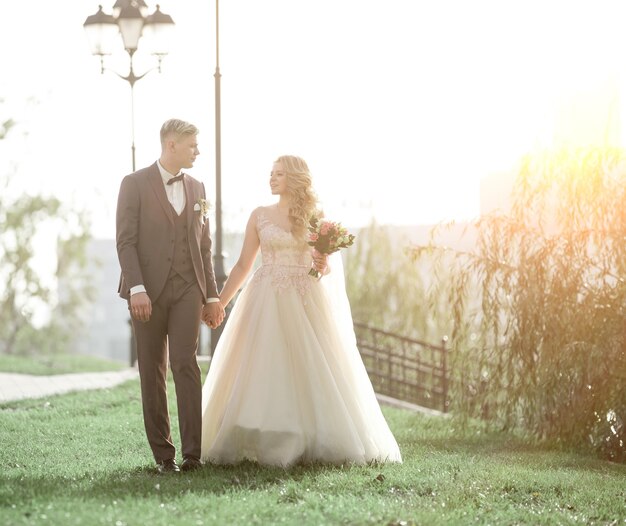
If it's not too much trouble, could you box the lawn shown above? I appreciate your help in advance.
[0,353,126,375]
[0,378,625,525]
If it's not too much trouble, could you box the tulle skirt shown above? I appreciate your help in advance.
[200,265,402,467]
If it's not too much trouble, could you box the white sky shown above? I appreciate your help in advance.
[1,0,625,239]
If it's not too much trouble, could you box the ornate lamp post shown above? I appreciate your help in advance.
[83,1,175,171]
[84,1,174,366]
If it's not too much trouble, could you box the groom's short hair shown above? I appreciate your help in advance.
[160,119,199,147]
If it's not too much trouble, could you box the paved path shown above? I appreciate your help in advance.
[0,369,138,403]
[0,367,440,416]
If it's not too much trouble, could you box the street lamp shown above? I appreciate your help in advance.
[84,1,174,366]
[211,0,228,353]
[83,1,175,171]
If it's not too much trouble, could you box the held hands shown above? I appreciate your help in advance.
[130,292,152,322]
[131,292,225,328]
[202,301,225,329]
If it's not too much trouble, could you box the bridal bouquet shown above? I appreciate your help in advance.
[307,216,355,278]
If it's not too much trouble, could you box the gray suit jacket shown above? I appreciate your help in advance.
[116,162,219,303]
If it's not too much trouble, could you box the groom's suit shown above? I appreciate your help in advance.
[116,162,218,463]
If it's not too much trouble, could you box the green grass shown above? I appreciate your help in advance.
[0,353,126,375]
[1,379,625,526]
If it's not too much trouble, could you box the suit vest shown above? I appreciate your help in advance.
[168,203,196,283]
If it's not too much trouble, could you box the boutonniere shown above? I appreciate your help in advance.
[194,198,211,218]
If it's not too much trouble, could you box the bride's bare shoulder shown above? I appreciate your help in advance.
[250,205,267,216]
[251,204,277,218]
[248,206,273,226]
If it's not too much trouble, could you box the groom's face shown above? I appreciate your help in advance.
[172,133,199,170]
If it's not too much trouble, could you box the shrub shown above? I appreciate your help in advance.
[413,147,626,461]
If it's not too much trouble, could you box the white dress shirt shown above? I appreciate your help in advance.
[157,160,186,215]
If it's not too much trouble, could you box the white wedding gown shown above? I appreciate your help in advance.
[200,211,402,466]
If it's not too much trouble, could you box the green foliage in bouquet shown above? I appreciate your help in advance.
[307,216,355,254]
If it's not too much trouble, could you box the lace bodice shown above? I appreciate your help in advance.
[251,210,313,295]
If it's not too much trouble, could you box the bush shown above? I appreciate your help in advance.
[413,147,626,462]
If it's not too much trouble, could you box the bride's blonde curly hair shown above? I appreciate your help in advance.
[275,155,320,242]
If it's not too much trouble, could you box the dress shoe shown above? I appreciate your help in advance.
[156,458,180,474]
[180,456,202,472]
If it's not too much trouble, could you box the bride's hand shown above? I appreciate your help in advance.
[312,250,329,274]
[202,302,225,329]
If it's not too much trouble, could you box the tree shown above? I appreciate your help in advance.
[413,146,626,461]
[344,220,454,342]
[0,114,94,356]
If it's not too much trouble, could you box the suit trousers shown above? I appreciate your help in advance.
[131,273,203,463]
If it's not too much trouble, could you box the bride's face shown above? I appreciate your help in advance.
[270,162,288,195]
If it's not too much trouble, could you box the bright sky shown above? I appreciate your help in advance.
[1,0,625,239]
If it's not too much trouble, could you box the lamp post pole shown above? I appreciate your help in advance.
[127,50,139,171]
[211,0,228,353]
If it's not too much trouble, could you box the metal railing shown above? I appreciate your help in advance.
[354,322,449,413]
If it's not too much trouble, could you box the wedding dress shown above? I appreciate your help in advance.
[200,210,402,466]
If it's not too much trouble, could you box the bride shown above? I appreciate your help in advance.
[200,155,402,466]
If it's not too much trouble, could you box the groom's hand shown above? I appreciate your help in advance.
[202,302,225,329]
[130,292,152,322]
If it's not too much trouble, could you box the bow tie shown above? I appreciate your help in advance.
[167,174,184,185]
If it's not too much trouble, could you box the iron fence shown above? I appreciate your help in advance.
[354,322,449,413]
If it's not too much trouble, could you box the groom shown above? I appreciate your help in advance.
[116,118,224,473]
